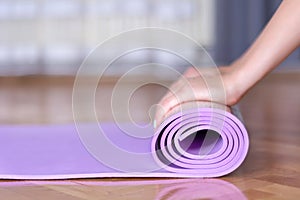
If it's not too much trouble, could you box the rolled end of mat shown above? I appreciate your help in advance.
[151,107,249,177]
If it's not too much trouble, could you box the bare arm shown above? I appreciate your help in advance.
[155,0,300,127]
[227,0,300,103]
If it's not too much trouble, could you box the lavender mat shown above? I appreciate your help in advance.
[0,108,248,179]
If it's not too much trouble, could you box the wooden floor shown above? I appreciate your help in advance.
[0,72,299,199]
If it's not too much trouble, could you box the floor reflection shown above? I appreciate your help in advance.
[154,179,246,200]
[0,179,247,199]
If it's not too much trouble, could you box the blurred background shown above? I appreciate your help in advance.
[0,0,299,76]
[0,2,300,198]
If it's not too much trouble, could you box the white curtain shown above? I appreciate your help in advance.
[0,0,216,76]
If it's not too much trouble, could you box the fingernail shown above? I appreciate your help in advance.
[153,120,156,129]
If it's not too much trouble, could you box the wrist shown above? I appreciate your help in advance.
[222,64,246,105]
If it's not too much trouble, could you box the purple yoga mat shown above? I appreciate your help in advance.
[0,107,248,179]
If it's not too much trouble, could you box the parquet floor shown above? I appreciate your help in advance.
[0,71,299,199]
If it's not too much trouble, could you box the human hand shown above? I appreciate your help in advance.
[154,66,241,128]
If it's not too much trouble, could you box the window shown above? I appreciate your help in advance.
[0,0,216,76]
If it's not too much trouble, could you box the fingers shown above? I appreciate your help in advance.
[155,88,180,128]
[155,76,197,127]
[154,67,225,128]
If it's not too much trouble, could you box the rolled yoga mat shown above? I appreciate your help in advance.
[0,106,249,179]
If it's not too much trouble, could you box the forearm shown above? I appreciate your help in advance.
[227,0,300,101]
